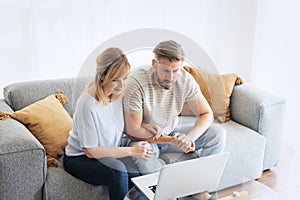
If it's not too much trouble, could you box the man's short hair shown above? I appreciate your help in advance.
[153,40,185,62]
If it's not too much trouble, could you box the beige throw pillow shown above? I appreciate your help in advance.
[0,93,72,167]
[183,66,244,122]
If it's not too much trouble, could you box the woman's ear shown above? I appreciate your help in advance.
[100,75,105,82]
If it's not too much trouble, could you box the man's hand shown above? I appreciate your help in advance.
[141,123,163,140]
[172,133,195,153]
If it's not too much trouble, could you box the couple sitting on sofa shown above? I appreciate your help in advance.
[63,40,226,200]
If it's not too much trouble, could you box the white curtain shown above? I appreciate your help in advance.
[251,0,300,150]
[0,0,257,95]
[1,0,299,149]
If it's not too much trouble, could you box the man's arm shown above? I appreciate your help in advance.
[124,112,174,144]
[182,94,214,141]
[173,94,213,152]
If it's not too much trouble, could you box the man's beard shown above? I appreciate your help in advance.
[155,70,173,90]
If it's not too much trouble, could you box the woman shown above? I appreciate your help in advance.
[63,47,153,200]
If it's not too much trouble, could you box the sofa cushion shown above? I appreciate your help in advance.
[3,77,90,117]
[183,66,244,122]
[217,119,266,189]
[45,166,109,200]
[5,93,72,167]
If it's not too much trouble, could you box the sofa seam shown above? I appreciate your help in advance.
[0,147,45,157]
[3,87,12,109]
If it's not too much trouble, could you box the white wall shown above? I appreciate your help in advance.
[251,0,300,149]
[0,0,300,146]
[1,0,298,148]
[0,0,257,97]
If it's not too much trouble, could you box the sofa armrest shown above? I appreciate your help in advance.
[0,99,46,200]
[230,84,287,169]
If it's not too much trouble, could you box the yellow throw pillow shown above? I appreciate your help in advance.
[0,93,72,167]
[183,66,244,122]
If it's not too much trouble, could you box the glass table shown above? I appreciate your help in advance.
[214,181,274,200]
[124,180,274,200]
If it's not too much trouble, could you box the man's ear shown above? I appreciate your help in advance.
[152,59,156,69]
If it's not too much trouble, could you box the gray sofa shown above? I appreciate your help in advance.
[0,77,286,200]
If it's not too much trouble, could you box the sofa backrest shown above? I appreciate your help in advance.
[3,77,91,117]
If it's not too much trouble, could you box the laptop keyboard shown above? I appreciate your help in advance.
[148,185,157,193]
[148,184,182,200]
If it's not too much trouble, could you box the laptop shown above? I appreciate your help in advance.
[131,152,229,200]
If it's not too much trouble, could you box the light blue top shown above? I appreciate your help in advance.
[65,91,124,156]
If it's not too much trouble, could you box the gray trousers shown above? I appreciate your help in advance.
[127,123,226,175]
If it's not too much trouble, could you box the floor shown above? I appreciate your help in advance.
[256,140,300,199]
[212,140,300,199]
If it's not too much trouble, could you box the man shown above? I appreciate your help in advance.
[123,40,225,200]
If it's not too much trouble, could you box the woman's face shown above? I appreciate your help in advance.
[103,72,129,97]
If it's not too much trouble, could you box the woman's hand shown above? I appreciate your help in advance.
[131,141,154,160]
[172,133,195,153]
[142,123,163,140]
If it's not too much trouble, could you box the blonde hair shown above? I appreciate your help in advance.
[89,47,130,104]
[153,40,185,62]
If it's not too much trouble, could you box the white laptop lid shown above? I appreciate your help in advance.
[131,152,229,200]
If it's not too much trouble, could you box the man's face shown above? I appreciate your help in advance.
[152,58,182,90]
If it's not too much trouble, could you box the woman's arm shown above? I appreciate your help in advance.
[83,141,153,159]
